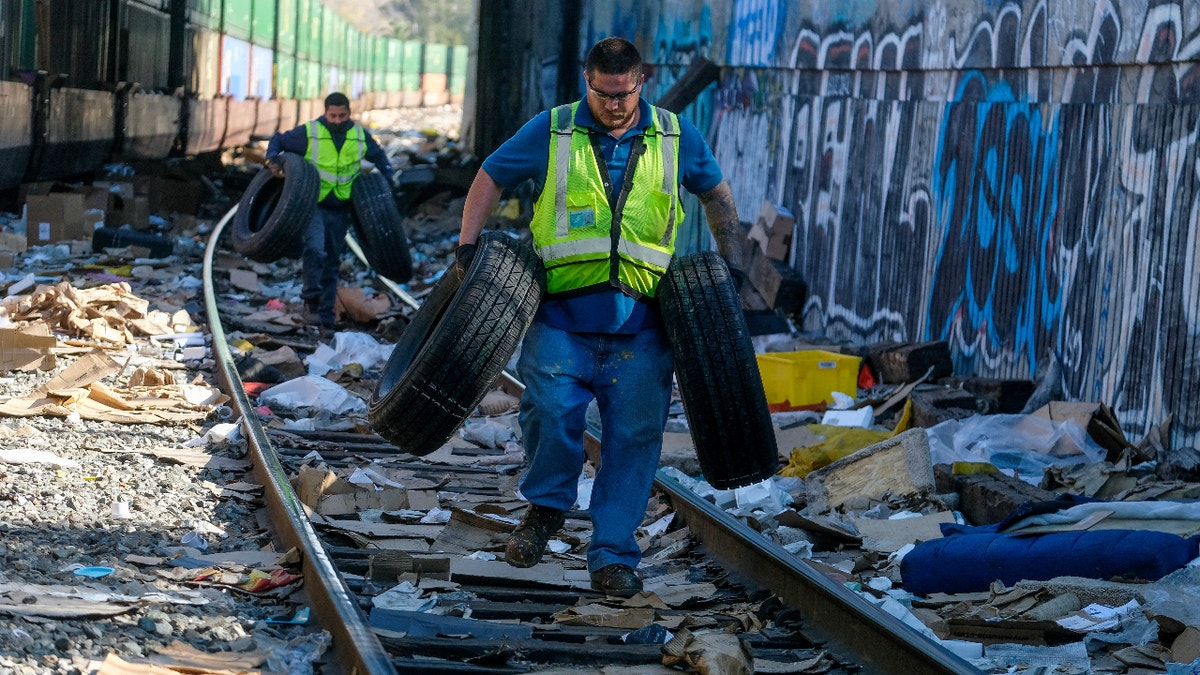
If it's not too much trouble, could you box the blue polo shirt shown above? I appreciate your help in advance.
[482,98,723,334]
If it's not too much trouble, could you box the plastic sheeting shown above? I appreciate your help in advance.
[926,414,1108,484]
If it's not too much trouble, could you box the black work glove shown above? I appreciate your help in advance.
[267,157,285,179]
[455,243,478,280]
[727,265,747,294]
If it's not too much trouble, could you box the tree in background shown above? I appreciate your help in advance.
[324,0,471,45]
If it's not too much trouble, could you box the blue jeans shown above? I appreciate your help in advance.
[516,320,675,572]
[302,204,350,326]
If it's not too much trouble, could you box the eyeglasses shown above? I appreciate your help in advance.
[587,77,643,103]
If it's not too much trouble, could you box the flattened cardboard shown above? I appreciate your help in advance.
[852,511,955,553]
[0,325,58,371]
[36,349,120,394]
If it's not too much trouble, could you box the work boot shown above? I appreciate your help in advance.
[300,299,322,325]
[505,504,566,568]
[590,564,642,598]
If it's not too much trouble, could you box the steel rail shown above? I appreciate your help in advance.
[654,469,981,675]
[205,206,398,675]
[344,232,421,310]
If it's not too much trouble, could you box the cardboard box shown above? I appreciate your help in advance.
[749,201,795,261]
[109,195,151,230]
[1032,402,1131,460]
[25,193,86,246]
[0,230,27,253]
[747,243,807,314]
[94,181,135,202]
[83,209,105,234]
[76,186,110,213]
[133,175,204,215]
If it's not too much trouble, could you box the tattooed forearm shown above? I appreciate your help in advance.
[698,180,744,270]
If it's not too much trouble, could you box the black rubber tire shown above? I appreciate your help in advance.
[350,171,414,283]
[231,152,317,262]
[658,251,779,489]
[368,232,545,456]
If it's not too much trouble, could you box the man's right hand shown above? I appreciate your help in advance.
[455,243,478,280]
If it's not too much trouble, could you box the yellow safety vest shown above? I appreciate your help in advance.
[529,102,683,299]
[305,121,366,201]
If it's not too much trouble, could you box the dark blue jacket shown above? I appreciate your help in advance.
[266,116,393,206]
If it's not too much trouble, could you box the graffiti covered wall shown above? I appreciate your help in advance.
[584,0,1200,449]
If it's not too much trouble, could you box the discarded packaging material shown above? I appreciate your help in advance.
[258,375,367,414]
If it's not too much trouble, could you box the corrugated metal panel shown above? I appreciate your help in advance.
[251,0,275,47]
[224,0,252,40]
[450,44,468,96]
[326,66,341,95]
[5,0,37,74]
[299,59,320,99]
[277,0,297,54]
[423,43,448,76]
[32,88,115,180]
[0,81,32,190]
[189,28,221,99]
[188,0,219,29]
[223,97,256,147]
[253,98,280,138]
[370,37,386,91]
[46,0,114,89]
[277,98,299,133]
[276,52,296,99]
[126,2,170,90]
[386,39,403,73]
[295,0,313,59]
[221,35,251,99]
[333,10,349,67]
[249,44,272,99]
[402,41,422,75]
[123,91,180,160]
[298,97,317,123]
[347,29,361,71]
[185,96,226,154]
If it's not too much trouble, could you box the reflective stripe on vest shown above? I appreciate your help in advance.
[530,102,683,299]
[305,121,366,200]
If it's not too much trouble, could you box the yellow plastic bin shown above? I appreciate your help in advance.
[756,350,862,408]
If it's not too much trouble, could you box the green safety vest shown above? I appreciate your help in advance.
[529,102,683,299]
[305,121,367,201]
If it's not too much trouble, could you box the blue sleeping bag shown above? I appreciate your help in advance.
[900,529,1200,596]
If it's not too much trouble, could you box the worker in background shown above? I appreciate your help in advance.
[266,92,393,331]
[455,37,745,597]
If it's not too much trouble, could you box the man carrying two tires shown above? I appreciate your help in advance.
[457,37,746,597]
[266,92,394,331]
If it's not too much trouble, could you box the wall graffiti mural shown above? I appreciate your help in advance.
[590,0,1200,450]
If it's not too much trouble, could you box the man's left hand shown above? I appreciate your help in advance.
[728,265,747,294]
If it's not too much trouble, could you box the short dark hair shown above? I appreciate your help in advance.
[324,91,350,108]
[584,37,642,78]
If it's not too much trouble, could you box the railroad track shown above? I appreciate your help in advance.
[202,205,982,674]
